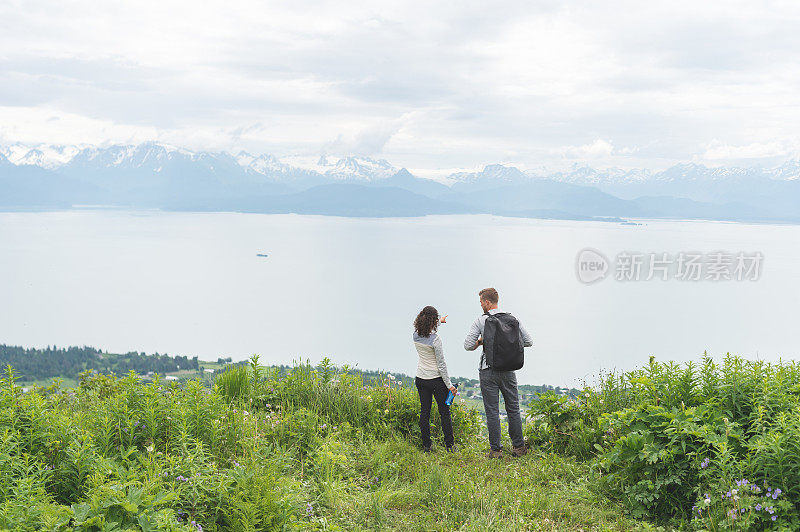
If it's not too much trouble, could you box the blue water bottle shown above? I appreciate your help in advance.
[445,383,458,406]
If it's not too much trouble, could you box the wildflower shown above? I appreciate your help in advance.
[305,503,313,517]
[701,457,710,469]
[756,504,762,511]
[384,409,389,415]
[772,516,777,521]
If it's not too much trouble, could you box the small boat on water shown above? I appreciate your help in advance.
[256,253,269,257]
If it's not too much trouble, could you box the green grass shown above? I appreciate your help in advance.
[303,437,647,531]
[0,358,649,531]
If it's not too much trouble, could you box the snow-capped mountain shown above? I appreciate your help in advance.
[283,154,397,181]
[0,144,82,169]
[326,156,396,181]
[537,164,652,187]
[770,160,800,181]
[6,141,799,189]
[236,151,289,177]
[0,142,401,183]
[2,141,799,222]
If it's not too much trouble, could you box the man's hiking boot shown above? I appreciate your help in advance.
[422,445,432,453]
[486,449,503,459]
[446,444,457,453]
[511,445,528,458]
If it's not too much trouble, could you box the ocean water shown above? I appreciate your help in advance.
[1,210,798,386]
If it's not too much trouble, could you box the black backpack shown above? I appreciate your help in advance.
[483,312,524,371]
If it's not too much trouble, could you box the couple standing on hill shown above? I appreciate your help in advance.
[413,287,533,457]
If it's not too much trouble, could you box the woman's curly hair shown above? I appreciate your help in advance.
[414,306,439,337]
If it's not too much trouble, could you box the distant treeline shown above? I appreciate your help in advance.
[1,344,576,395]
[0,344,199,381]
[267,362,580,397]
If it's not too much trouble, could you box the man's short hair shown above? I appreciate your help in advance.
[479,287,499,304]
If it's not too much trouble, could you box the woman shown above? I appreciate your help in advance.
[413,306,457,452]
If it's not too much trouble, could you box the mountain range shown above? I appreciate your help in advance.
[1,142,799,222]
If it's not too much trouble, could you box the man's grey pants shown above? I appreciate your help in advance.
[479,368,525,451]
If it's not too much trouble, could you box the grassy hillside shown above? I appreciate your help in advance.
[10,351,799,530]
[526,354,800,530]
[0,357,643,531]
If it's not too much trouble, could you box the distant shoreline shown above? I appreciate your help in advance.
[1,205,799,227]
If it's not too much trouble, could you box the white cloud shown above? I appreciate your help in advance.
[702,139,800,161]
[1,1,800,171]
[552,139,638,160]
[557,139,615,159]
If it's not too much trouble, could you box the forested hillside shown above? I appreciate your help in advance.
[0,344,198,381]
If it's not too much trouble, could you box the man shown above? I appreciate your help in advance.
[464,287,533,458]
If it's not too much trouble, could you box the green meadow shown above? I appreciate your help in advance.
[3,353,799,530]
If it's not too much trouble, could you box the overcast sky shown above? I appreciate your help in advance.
[2,0,800,174]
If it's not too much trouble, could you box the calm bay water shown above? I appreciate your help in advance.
[1,210,798,386]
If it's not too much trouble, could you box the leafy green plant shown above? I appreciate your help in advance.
[525,391,601,458]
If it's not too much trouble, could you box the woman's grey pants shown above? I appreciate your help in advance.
[479,367,525,451]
